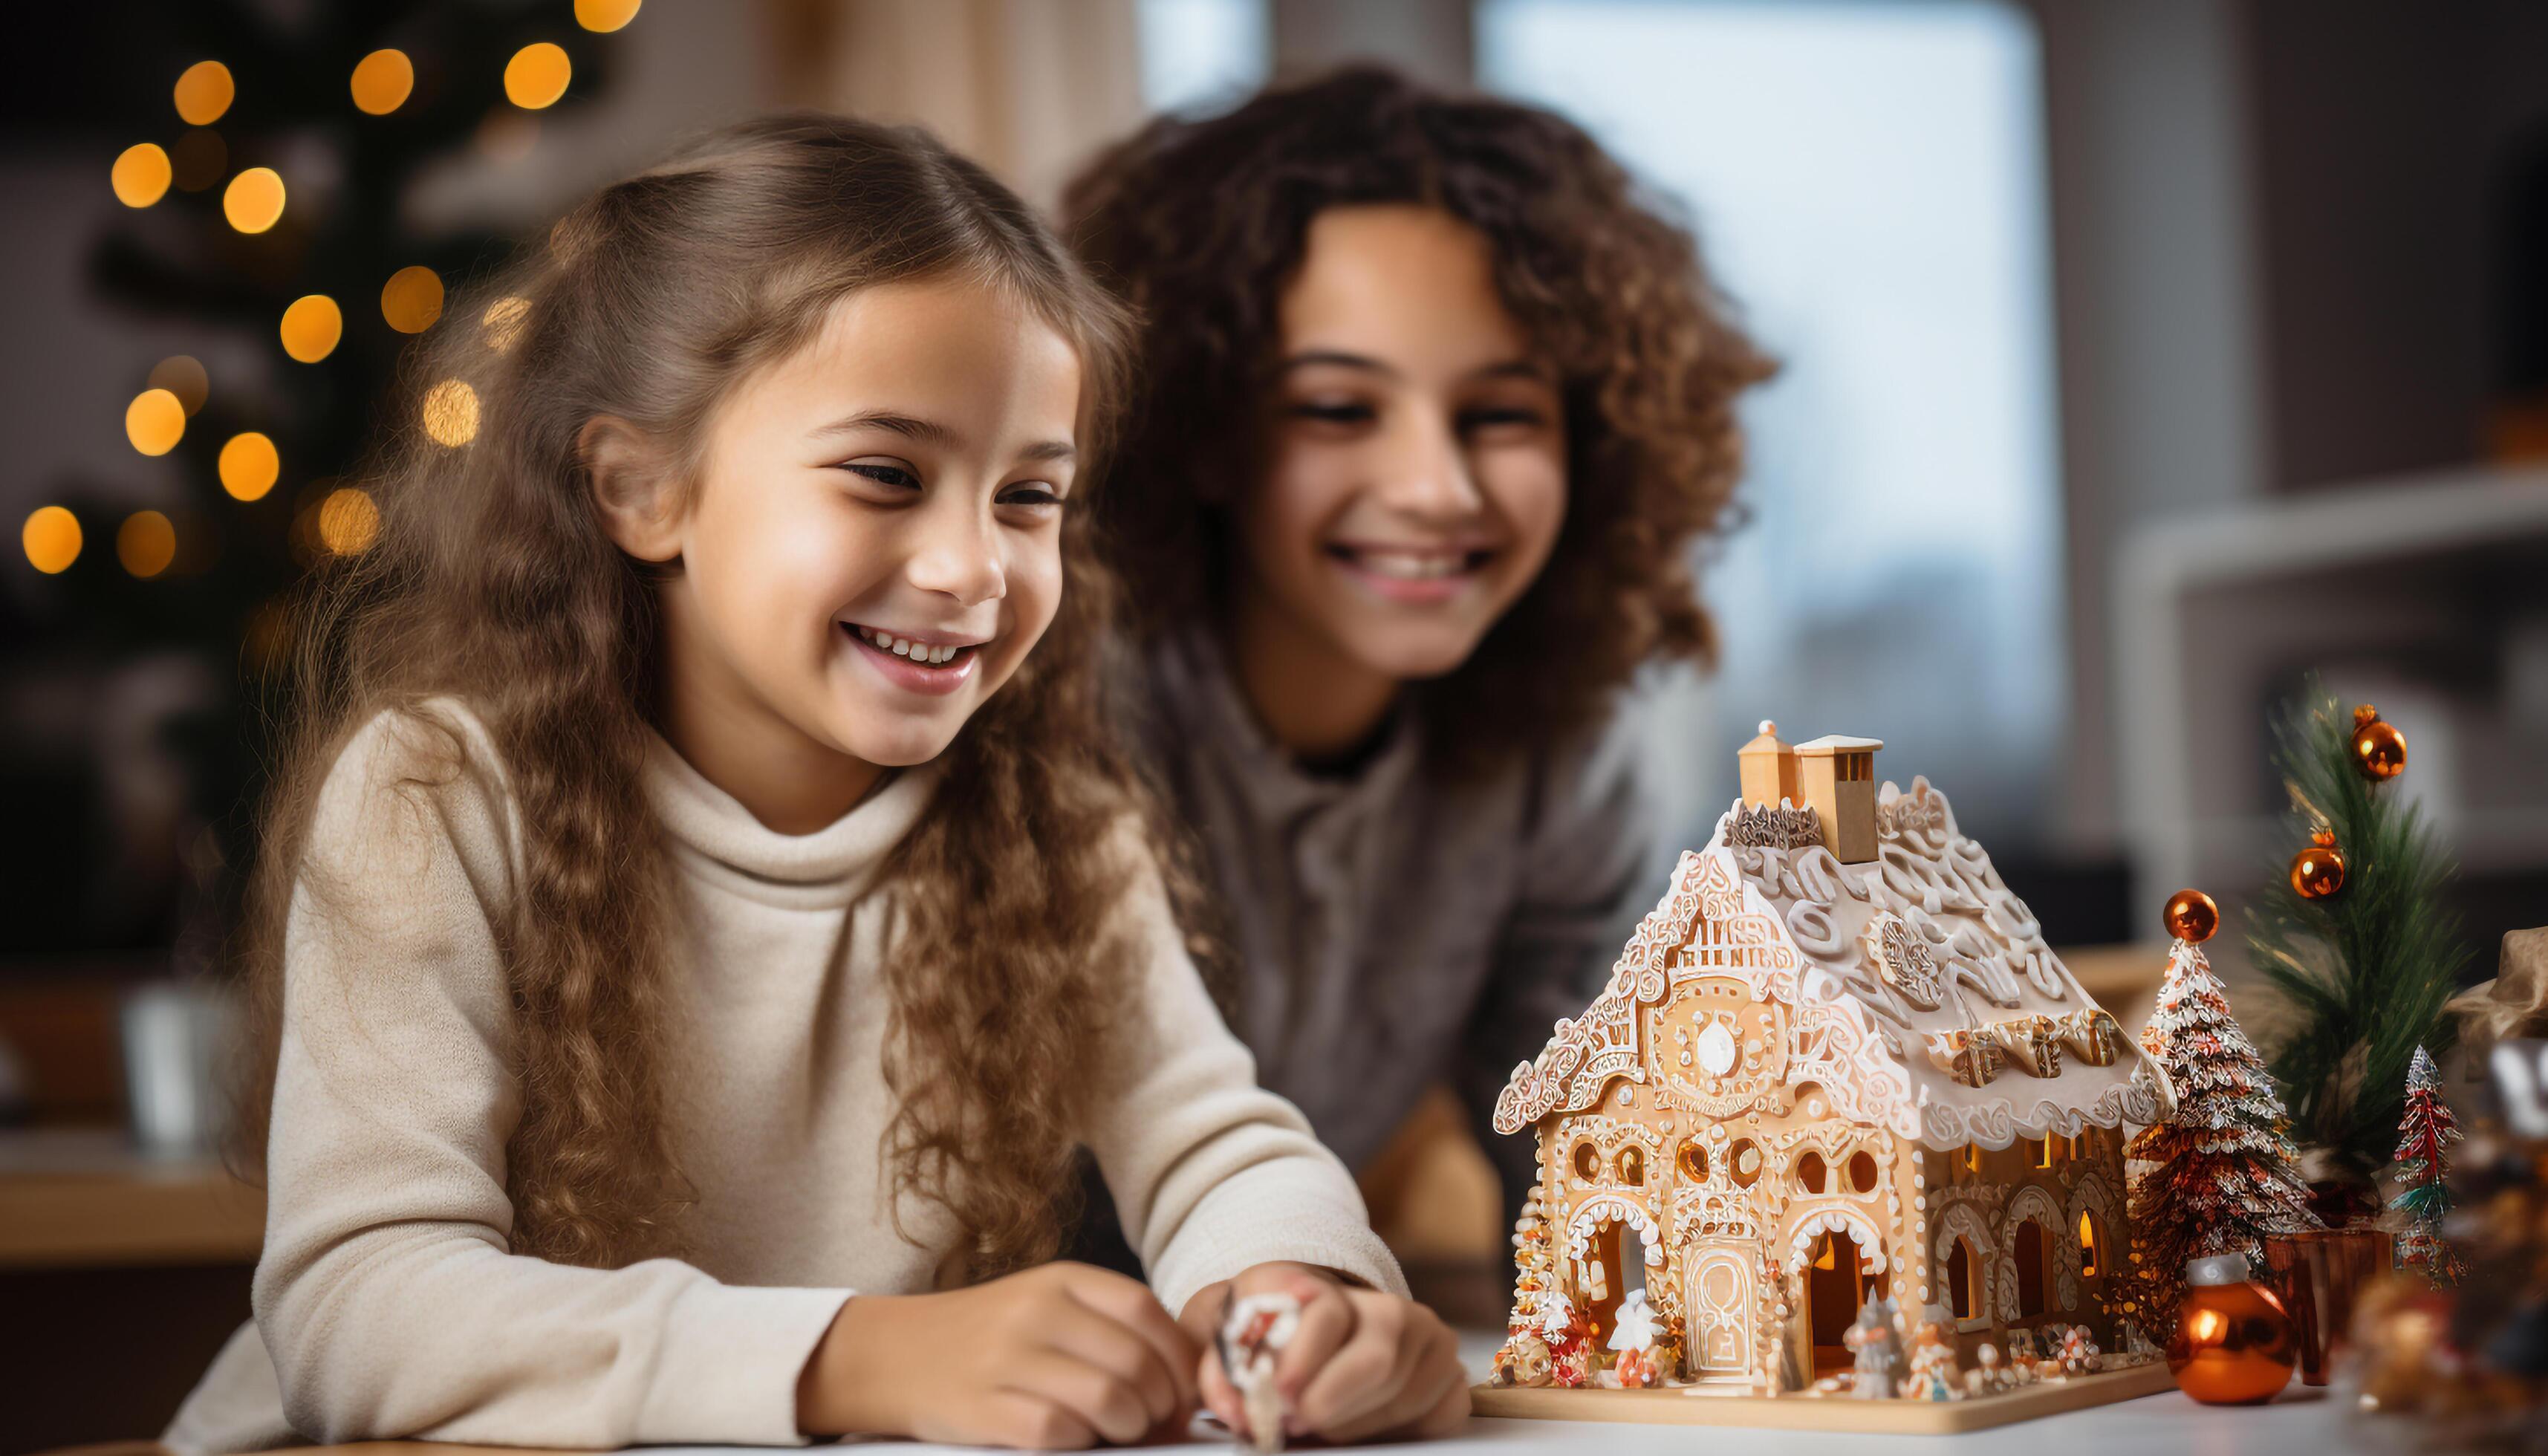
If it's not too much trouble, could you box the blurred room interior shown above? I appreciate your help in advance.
[4,1,2544,1446]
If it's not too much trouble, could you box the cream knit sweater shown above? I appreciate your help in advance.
[164,702,1400,1452]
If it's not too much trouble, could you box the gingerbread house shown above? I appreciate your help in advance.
[1489,724,2173,1394]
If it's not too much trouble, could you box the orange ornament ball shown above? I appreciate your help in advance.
[2350,704,2405,781]
[2169,1257,2298,1405]
[2289,830,2346,900]
[2162,888,2220,944]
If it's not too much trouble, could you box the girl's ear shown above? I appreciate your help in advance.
[581,415,683,562]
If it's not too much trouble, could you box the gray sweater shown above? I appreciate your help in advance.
[1130,630,1657,1215]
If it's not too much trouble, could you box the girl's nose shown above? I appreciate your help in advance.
[1373,415,1486,521]
[906,503,1007,606]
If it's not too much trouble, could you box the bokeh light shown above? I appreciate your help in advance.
[420,379,480,446]
[146,356,209,417]
[576,0,642,33]
[317,487,380,554]
[125,389,186,456]
[381,265,445,333]
[170,129,227,192]
[350,48,415,115]
[117,511,178,577]
[279,295,342,363]
[218,432,280,501]
[504,42,571,110]
[22,507,82,574]
[222,166,287,234]
[111,143,172,208]
[481,296,532,352]
[173,61,235,126]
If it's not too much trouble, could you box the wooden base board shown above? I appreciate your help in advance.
[1472,1362,2178,1434]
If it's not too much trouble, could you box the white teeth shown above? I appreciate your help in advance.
[852,625,969,666]
[1355,550,1463,580]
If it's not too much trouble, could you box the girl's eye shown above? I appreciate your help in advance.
[998,482,1065,510]
[1287,399,1377,426]
[1458,405,1548,433]
[842,461,920,490]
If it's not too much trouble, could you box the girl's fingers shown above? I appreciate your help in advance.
[1001,1348,1160,1447]
[1269,1284,1355,1400]
[1197,1344,1245,1437]
[1064,1268,1202,1409]
[1033,1300,1186,1428]
[973,1389,1099,1451]
[1292,1295,1416,1431]
[1415,1368,1475,1437]
[1321,1327,1468,1445]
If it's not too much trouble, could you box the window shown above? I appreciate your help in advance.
[1619,1146,1645,1186]
[1848,1151,1880,1193]
[2027,1137,2054,1170]
[1947,1237,1980,1322]
[2077,1211,2104,1278]
[2067,1131,2092,1160]
[2014,1220,2050,1316]
[1798,1151,1828,1194]
[1679,1140,1709,1182]
[1481,0,2064,845]
[1134,0,1268,116]
[1958,1145,1983,1179]
[1573,1141,1599,1181]
[1729,1138,1764,1188]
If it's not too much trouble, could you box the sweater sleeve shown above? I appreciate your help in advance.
[250,709,846,1449]
[1452,709,1657,1230]
[1081,836,1407,1318]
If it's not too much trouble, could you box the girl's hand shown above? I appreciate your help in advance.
[799,1261,1200,1449]
[1183,1262,1469,1444]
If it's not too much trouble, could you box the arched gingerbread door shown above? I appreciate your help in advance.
[1683,1241,1755,1384]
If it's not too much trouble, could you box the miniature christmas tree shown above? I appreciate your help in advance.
[2127,931,2320,1322]
[2387,1046,2466,1286]
[2250,687,2471,1211]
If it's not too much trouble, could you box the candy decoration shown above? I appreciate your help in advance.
[2163,888,2220,945]
[2289,828,2347,900]
[2349,704,2406,781]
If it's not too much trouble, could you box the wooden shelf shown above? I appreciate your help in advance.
[0,1128,262,1269]
[1473,1361,2180,1433]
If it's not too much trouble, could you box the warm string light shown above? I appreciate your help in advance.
[316,487,380,554]
[350,49,415,115]
[381,266,445,333]
[173,61,234,126]
[218,432,279,501]
[111,143,172,208]
[279,295,342,363]
[504,42,572,109]
[481,296,532,351]
[420,380,480,446]
[125,388,186,455]
[22,507,82,573]
[223,166,287,234]
[117,510,178,577]
[576,0,643,32]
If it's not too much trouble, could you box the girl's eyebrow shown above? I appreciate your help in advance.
[814,409,1073,463]
[1278,351,1550,384]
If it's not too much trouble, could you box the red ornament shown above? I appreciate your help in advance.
[2163,888,2220,944]
[2350,705,2406,781]
[2289,829,2347,900]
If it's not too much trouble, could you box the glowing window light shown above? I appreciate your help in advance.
[481,296,531,352]
[351,48,415,115]
[22,507,82,573]
[219,432,280,501]
[381,265,445,333]
[126,388,186,456]
[173,61,235,126]
[279,295,342,363]
[117,510,178,577]
[420,380,480,446]
[111,143,172,208]
[504,43,571,110]
[223,166,287,234]
[576,0,642,32]
[317,487,380,554]
[147,355,208,417]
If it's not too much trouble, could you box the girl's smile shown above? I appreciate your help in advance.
[842,621,987,693]
[1322,539,1503,603]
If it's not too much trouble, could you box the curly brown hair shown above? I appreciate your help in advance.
[1063,66,1773,770]
[230,114,1151,1279]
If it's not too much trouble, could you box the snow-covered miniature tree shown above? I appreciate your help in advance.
[2388,1045,2466,1286]
[2126,939,2320,1320]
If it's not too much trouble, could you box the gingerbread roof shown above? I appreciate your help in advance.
[1491,776,2173,1150]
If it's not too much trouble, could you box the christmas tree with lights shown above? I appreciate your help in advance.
[2387,1046,2466,1287]
[2126,935,2320,1320]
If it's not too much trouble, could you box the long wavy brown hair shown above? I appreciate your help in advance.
[1063,67,1775,772]
[230,114,1148,1279]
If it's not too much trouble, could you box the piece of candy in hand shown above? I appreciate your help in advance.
[1218,1291,1302,1455]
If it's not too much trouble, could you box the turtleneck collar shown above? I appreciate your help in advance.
[643,730,940,909]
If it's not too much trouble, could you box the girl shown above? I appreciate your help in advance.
[1062,70,1774,1230]
[166,116,1464,1452]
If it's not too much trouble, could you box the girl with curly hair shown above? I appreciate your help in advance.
[1063,68,1774,1229]
[165,115,1466,1454]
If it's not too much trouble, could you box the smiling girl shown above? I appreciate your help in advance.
[1064,69,1774,1226]
[164,116,1463,1453]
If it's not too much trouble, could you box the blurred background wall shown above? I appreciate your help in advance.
[3,1,2544,1447]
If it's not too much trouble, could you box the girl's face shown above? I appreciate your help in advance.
[1241,205,1567,686]
[642,279,1083,780]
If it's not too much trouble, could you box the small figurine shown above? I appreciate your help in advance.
[1902,1317,1960,1401]
[1489,1330,1554,1389]
[1608,1289,1664,1388]
[1539,1290,1591,1388]
[1842,1293,1904,1399]
[1966,1342,2009,1397]
[1217,1292,1301,1455]
[2056,1323,2099,1376]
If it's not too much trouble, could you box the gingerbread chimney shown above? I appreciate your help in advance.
[1738,720,1798,807]
[1792,734,1884,863]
